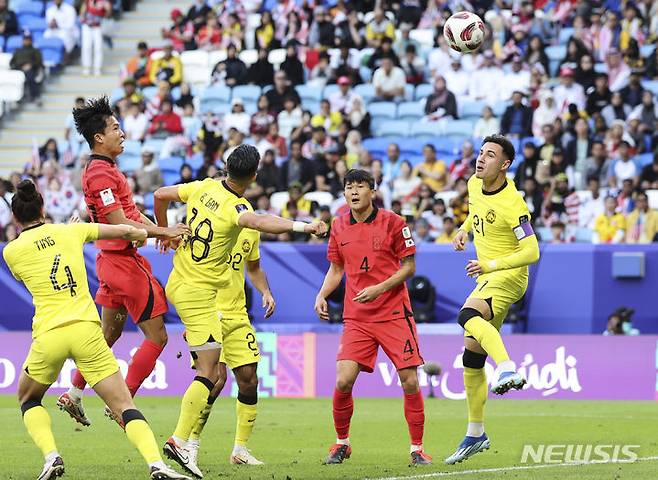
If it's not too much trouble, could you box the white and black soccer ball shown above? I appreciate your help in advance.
[443,11,486,53]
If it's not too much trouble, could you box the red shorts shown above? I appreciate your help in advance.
[337,317,424,373]
[95,249,168,324]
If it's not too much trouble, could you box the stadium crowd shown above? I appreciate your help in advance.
[1,0,658,244]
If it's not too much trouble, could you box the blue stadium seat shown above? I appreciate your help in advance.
[15,1,43,16]
[110,87,124,104]
[354,84,375,103]
[19,15,47,36]
[460,100,486,119]
[492,100,509,117]
[442,119,474,137]
[122,140,141,157]
[296,84,322,102]
[641,80,658,96]
[142,86,158,100]
[163,170,180,186]
[397,101,424,121]
[369,101,397,119]
[521,136,542,147]
[0,36,5,52]
[574,227,592,243]
[202,102,231,115]
[634,153,653,168]
[536,227,553,242]
[232,84,261,103]
[545,45,567,61]
[414,83,433,101]
[640,44,656,58]
[362,137,392,157]
[397,137,424,156]
[322,84,339,100]
[429,137,460,156]
[410,121,439,139]
[201,85,231,103]
[159,156,184,172]
[187,154,204,172]
[558,28,574,44]
[377,120,410,137]
[36,37,64,67]
[143,139,165,156]
[118,154,141,173]
[143,192,154,210]
[404,84,414,101]
[5,35,23,54]
[594,62,607,73]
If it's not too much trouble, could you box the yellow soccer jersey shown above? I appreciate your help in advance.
[171,178,253,289]
[216,228,260,316]
[464,175,533,278]
[2,222,100,338]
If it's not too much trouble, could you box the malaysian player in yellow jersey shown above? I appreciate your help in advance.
[181,227,274,472]
[445,135,540,465]
[2,180,190,480]
[154,144,326,477]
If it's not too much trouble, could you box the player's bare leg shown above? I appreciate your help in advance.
[94,372,190,479]
[18,373,65,480]
[324,360,360,465]
[229,363,263,465]
[398,367,432,465]
[165,347,221,478]
[58,307,128,426]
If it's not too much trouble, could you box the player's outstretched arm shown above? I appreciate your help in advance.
[247,259,276,318]
[105,205,190,239]
[315,262,345,321]
[466,235,540,277]
[353,255,416,303]
[97,224,148,242]
[238,211,328,237]
[153,185,182,228]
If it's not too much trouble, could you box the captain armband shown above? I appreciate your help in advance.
[512,215,535,241]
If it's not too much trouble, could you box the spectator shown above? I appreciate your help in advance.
[80,0,111,76]
[114,78,143,118]
[175,83,194,108]
[181,102,201,141]
[525,35,550,74]
[302,126,334,161]
[542,172,572,226]
[533,90,559,138]
[281,182,313,218]
[277,96,302,139]
[345,130,366,168]
[607,140,639,188]
[281,42,305,86]
[39,138,59,164]
[413,143,447,193]
[620,69,645,107]
[10,30,43,103]
[246,47,274,87]
[616,178,636,215]
[399,44,425,86]
[164,8,195,51]
[501,56,531,101]
[575,54,596,91]
[420,198,447,239]
[134,147,163,193]
[145,80,171,119]
[470,105,498,139]
[311,100,342,137]
[469,51,504,105]
[382,143,402,187]
[639,151,658,189]
[628,90,657,134]
[280,140,314,193]
[307,51,332,89]
[435,217,457,244]
[0,0,18,39]
[392,160,422,217]
[255,10,275,50]
[64,97,86,157]
[212,43,247,86]
[43,177,78,224]
[222,13,244,50]
[196,12,221,50]
[178,163,194,184]
[606,48,631,92]
[313,144,339,193]
[0,179,11,229]
[223,97,250,136]
[521,177,544,222]
[501,91,533,138]
[367,37,400,71]
[448,141,476,185]
[330,45,361,84]
[514,142,540,188]
[586,73,612,116]
[394,22,420,58]
[149,41,183,86]
[365,8,395,48]
[329,76,360,117]
[44,0,79,61]
[307,7,333,48]
[412,217,433,243]
[186,0,211,33]
[566,117,592,187]
[372,56,406,102]
[553,67,586,113]
[124,41,152,87]
[255,149,280,196]
[148,98,183,138]
[266,71,301,114]
[444,57,469,102]
[265,122,287,161]
[584,140,612,186]
[424,75,457,121]
[122,102,149,141]
[626,192,658,243]
[593,195,626,243]
[330,158,349,197]
[536,124,559,185]
[250,94,275,138]
[4,223,18,241]
[577,176,605,229]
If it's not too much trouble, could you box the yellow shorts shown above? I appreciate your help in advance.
[167,281,221,350]
[219,314,261,369]
[23,321,119,387]
[466,271,527,331]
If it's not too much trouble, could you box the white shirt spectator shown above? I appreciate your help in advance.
[123,111,149,141]
[500,69,531,101]
[44,179,79,224]
[609,157,640,188]
[223,111,251,136]
[329,90,362,115]
[553,81,586,113]
[277,107,302,138]
[45,0,79,53]
[392,175,421,216]
[444,66,470,99]
[427,47,452,78]
[469,66,504,105]
[372,66,406,97]
[0,191,11,228]
[473,116,500,139]
[578,193,605,229]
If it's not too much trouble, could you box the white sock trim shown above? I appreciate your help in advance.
[466,422,485,437]
[149,460,166,470]
[336,437,350,445]
[410,444,423,453]
[67,387,84,401]
[498,360,516,373]
[45,451,60,462]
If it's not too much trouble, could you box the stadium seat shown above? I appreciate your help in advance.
[232,85,261,103]
[322,84,339,100]
[143,139,165,156]
[441,119,474,136]
[239,49,258,66]
[641,80,658,96]
[143,192,154,210]
[5,35,23,54]
[142,86,158,100]
[404,84,414,101]
[181,50,209,69]
[187,154,204,172]
[243,100,257,114]
[634,153,653,168]
[460,100,486,119]
[19,15,47,36]
[303,99,321,114]
[0,69,25,102]
[296,84,323,103]
[269,191,289,212]
[378,119,411,137]
[15,0,42,16]
[558,28,574,44]
[208,49,227,67]
[492,100,509,117]
[545,45,567,61]
[369,101,397,119]
[121,140,141,157]
[118,153,141,173]
[159,156,184,172]
[397,137,424,156]
[434,190,457,206]
[183,66,211,89]
[410,121,439,139]
[397,101,424,121]
[304,191,334,207]
[574,227,592,243]
[409,29,435,49]
[640,44,656,58]
[414,83,433,101]
[163,170,180,186]
[594,62,607,73]
[0,52,12,70]
[354,83,375,103]
[268,48,286,68]
[36,37,64,67]
[362,137,392,157]
[200,86,231,112]
[647,190,658,210]
[536,227,553,242]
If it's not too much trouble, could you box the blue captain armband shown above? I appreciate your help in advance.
[513,215,534,240]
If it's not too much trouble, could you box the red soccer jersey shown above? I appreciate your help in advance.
[82,154,141,251]
[327,206,416,322]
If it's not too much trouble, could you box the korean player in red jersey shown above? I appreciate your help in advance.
[314,169,432,466]
[57,97,190,427]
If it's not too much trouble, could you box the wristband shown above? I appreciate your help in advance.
[292,221,307,233]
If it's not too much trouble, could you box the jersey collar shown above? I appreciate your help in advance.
[89,153,116,164]
[482,179,508,196]
[350,204,378,224]
[21,222,45,232]
[222,180,242,198]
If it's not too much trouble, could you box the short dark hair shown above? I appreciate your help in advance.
[12,180,43,224]
[73,96,114,148]
[482,134,516,162]
[344,169,375,189]
[227,144,260,180]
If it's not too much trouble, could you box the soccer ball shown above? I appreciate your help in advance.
[443,11,486,53]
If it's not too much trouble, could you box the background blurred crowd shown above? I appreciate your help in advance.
[1,0,658,245]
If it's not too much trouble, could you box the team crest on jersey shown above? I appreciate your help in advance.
[241,239,251,253]
[486,209,496,224]
[373,236,382,250]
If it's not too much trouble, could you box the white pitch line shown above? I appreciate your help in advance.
[365,455,658,480]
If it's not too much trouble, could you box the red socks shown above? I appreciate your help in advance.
[404,391,425,446]
[332,388,354,440]
[125,339,165,397]
[71,370,87,390]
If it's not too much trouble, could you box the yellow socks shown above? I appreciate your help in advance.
[174,376,213,441]
[189,394,218,441]
[123,410,162,465]
[23,404,57,458]
[463,316,510,365]
[235,394,258,446]
[464,367,487,424]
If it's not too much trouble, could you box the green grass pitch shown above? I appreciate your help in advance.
[3,395,657,479]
